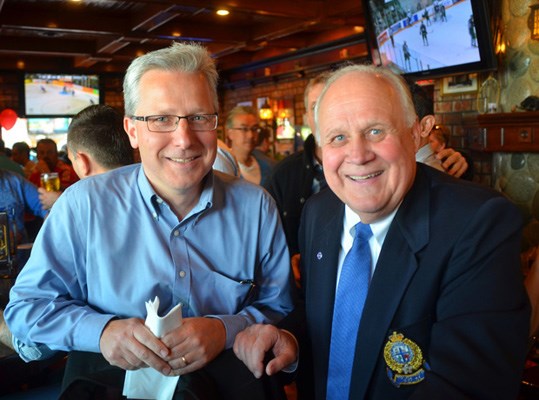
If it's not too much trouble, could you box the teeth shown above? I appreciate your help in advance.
[169,157,195,163]
[349,171,382,181]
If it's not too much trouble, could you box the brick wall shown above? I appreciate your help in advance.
[0,72,20,112]
[433,73,492,186]
[221,77,308,126]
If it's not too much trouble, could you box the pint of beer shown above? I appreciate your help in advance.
[41,172,61,192]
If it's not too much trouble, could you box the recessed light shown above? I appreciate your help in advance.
[216,9,230,16]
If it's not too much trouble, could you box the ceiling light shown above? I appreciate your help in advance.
[216,9,230,16]
[354,26,365,33]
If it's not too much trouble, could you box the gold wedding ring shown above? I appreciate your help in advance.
[181,355,189,366]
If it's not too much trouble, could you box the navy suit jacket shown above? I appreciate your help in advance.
[295,163,530,400]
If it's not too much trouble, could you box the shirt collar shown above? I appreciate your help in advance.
[343,204,399,246]
[136,166,215,221]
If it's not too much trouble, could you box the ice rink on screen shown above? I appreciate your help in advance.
[25,81,99,116]
[378,0,480,73]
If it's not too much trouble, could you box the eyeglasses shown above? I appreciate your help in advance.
[131,114,218,132]
[230,126,261,134]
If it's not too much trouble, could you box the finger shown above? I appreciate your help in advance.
[131,329,172,374]
[265,332,298,376]
[168,353,206,376]
[233,337,265,378]
[133,325,170,359]
[266,355,295,376]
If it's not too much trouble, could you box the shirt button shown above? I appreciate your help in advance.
[174,230,180,237]
[179,270,186,278]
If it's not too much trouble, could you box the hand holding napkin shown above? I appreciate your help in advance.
[123,297,183,400]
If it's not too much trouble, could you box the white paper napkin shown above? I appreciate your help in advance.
[123,297,183,400]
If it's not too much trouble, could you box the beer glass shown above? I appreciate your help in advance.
[40,172,60,192]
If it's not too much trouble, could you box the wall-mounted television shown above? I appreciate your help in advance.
[23,73,100,117]
[363,0,496,79]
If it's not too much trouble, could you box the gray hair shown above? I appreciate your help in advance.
[123,42,219,116]
[225,106,258,128]
[313,64,417,143]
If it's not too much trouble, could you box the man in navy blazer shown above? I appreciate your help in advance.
[233,65,530,399]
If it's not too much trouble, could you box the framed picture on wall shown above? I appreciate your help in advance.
[237,100,253,107]
[441,73,478,95]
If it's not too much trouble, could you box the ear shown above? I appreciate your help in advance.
[75,151,92,179]
[411,119,423,152]
[418,115,436,138]
[124,116,139,149]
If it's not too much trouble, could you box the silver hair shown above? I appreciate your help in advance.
[225,106,258,128]
[313,64,417,143]
[123,42,219,116]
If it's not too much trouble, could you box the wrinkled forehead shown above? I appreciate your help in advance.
[317,72,397,120]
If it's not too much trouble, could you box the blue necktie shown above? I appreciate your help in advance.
[327,222,373,399]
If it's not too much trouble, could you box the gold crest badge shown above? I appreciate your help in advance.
[384,331,428,387]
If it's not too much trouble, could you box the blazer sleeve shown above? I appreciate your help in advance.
[410,195,530,399]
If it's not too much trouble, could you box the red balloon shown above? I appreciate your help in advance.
[0,108,18,130]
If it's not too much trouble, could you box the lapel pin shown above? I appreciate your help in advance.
[316,252,323,260]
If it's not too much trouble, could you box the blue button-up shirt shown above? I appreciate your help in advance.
[6,164,294,355]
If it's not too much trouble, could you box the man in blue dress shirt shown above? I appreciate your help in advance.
[5,42,294,399]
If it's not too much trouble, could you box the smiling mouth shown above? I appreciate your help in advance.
[348,171,383,181]
[168,156,197,164]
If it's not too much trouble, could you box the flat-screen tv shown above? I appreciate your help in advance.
[363,0,496,79]
[23,73,100,117]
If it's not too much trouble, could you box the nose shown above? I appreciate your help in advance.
[171,118,193,148]
[348,134,374,164]
[246,129,257,140]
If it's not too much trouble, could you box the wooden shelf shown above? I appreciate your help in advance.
[464,111,539,152]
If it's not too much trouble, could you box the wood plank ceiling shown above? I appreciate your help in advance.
[0,0,368,84]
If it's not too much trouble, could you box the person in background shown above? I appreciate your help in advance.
[213,138,240,177]
[28,138,78,191]
[429,125,448,154]
[66,104,134,178]
[11,142,35,179]
[409,82,445,172]
[254,126,273,157]
[5,42,294,399]
[264,72,329,256]
[226,106,275,185]
[234,64,529,400]
[0,139,24,176]
[0,169,47,245]
[37,105,134,210]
